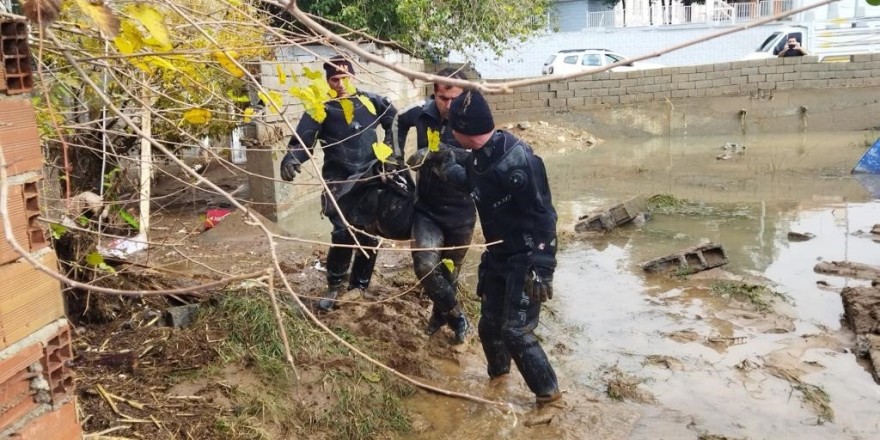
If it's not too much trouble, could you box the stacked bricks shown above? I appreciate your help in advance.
[486,54,880,112]
[0,17,81,440]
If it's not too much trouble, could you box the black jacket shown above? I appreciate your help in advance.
[395,98,476,228]
[445,131,557,269]
[287,91,397,194]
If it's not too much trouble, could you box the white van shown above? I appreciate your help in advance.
[744,17,880,61]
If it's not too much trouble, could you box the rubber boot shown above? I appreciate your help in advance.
[424,307,446,335]
[446,305,469,345]
[535,390,562,408]
[348,247,377,297]
[317,281,345,312]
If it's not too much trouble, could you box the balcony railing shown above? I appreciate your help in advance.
[586,0,796,28]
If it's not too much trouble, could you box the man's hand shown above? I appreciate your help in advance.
[280,153,301,182]
[525,267,553,303]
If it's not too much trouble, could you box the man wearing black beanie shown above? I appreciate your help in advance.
[280,55,399,311]
[439,89,562,407]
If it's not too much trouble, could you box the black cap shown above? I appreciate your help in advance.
[448,90,495,136]
[323,56,354,79]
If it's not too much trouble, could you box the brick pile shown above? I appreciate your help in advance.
[1,17,81,440]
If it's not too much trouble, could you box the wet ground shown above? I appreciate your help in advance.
[399,130,880,439]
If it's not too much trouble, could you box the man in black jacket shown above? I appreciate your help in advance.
[440,89,561,406]
[280,56,398,311]
[394,68,475,344]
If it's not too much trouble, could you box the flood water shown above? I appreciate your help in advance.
[405,131,880,439]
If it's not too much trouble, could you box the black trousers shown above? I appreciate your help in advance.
[323,186,379,290]
[477,251,559,397]
[411,212,475,313]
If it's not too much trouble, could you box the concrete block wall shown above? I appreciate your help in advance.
[0,17,81,440]
[485,55,880,112]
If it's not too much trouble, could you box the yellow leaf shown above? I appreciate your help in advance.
[303,67,322,80]
[213,51,245,78]
[127,4,172,51]
[441,258,455,273]
[228,0,243,6]
[183,108,212,124]
[113,21,143,54]
[361,371,381,383]
[258,91,283,114]
[372,142,393,163]
[75,0,120,38]
[276,64,287,85]
[243,107,254,123]
[427,128,440,152]
[340,99,354,125]
[144,55,176,71]
[342,77,356,95]
[356,95,376,115]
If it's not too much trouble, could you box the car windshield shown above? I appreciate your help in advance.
[758,32,783,52]
[544,55,556,65]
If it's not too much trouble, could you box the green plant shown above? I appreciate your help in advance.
[710,281,791,311]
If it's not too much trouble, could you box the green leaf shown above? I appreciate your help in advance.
[85,251,105,267]
[340,99,355,124]
[77,216,90,227]
[441,258,455,273]
[49,223,68,240]
[117,209,141,231]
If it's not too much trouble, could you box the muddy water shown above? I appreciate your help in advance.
[405,131,880,439]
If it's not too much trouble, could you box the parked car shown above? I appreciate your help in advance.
[541,49,664,75]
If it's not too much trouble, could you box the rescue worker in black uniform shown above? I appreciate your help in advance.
[394,68,475,344]
[279,56,398,311]
[440,90,561,406]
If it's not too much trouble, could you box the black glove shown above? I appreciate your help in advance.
[280,152,301,182]
[525,266,554,303]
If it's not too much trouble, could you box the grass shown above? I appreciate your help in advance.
[206,290,413,440]
[710,281,791,311]
[603,366,654,403]
[647,194,754,219]
[794,382,834,424]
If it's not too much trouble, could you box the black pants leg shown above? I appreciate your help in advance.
[412,213,474,313]
[477,252,559,397]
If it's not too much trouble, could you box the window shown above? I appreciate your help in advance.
[563,55,578,65]
[544,55,556,66]
[758,31,783,52]
[605,54,624,65]
[583,54,602,66]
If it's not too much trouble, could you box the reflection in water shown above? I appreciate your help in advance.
[403,132,880,439]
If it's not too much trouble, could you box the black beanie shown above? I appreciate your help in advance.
[448,90,495,136]
[323,56,354,79]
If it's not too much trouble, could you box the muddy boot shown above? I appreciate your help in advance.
[446,306,469,345]
[535,390,562,408]
[424,308,446,335]
[317,281,344,312]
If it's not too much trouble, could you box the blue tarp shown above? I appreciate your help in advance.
[852,137,880,174]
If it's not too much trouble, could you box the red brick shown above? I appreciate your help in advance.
[7,401,81,440]
[0,99,43,175]
[21,180,47,252]
[0,19,34,95]
[0,370,38,429]
[0,184,30,265]
[40,326,73,405]
[0,254,65,350]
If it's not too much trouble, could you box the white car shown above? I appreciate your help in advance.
[541,49,665,75]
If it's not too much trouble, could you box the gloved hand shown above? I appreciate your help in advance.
[280,152,301,182]
[525,266,554,303]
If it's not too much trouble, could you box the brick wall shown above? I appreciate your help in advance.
[486,55,880,112]
[1,16,80,440]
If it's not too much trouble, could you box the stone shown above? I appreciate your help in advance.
[787,231,816,242]
[517,121,531,130]
[165,303,200,328]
